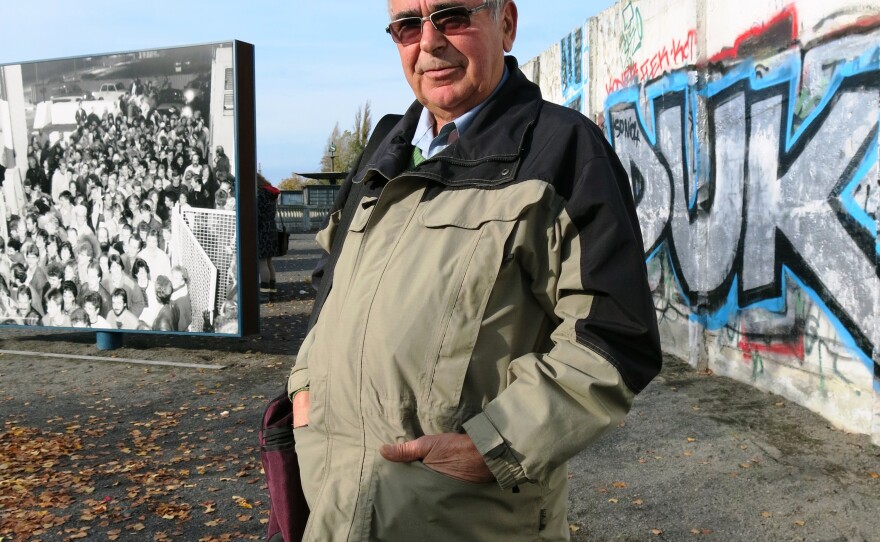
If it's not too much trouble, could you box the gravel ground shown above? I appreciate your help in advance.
[1,233,877,542]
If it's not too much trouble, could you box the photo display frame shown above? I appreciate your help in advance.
[0,40,257,337]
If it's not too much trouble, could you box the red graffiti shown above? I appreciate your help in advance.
[605,30,697,94]
[709,5,799,63]
[739,330,805,362]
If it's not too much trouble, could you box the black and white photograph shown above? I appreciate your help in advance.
[0,42,248,335]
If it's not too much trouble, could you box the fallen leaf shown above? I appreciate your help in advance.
[761,511,772,518]
[569,524,581,532]
[652,528,663,535]
[608,498,619,503]
[794,520,805,526]
[632,498,644,505]
[687,437,697,443]
[612,481,627,489]
[232,495,253,509]
[870,472,879,479]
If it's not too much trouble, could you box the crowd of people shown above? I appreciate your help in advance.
[0,85,239,332]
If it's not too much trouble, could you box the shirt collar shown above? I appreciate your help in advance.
[411,65,510,159]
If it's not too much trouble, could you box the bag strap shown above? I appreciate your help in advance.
[307,113,402,332]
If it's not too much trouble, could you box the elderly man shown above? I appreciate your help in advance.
[288,1,662,540]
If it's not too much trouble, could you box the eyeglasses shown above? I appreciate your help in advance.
[386,1,490,45]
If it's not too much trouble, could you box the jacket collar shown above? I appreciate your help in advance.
[357,56,543,188]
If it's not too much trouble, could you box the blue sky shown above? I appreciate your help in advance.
[0,1,614,184]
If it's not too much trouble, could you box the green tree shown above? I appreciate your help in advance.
[278,173,312,191]
[321,101,372,173]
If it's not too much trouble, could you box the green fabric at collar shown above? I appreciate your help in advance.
[409,145,426,169]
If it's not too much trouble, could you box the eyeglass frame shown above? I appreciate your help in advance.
[385,1,492,45]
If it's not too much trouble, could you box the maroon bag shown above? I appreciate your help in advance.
[260,392,309,542]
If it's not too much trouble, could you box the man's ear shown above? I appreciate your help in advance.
[501,0,518,52]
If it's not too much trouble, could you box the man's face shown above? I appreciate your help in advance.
[17,293,30,315]
[390,0,517,123]
[111,295,125,315]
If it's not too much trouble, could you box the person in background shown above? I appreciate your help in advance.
[133,258,159,327]
[61,280,80,316]
[151,275,178,331]
[78,261,112,318]
[83,292,111,329]
[16,287,40,326]
[137,228,171,282]
[42,288,70,327]
[213,145,230,177]
[69,307,90,328]
[170,265,192,332]
[42,263,64,313]
[257,175,280,296]
[105,253,144,317]
[107,288,140,330]
[0,277,15,321]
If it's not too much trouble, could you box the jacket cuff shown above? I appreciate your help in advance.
[463,413,528,490]
[287,371,310,401]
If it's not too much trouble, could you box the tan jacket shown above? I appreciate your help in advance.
[289,58,662,541]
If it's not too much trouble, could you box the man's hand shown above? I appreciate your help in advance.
[379,433,494,483]
[292,390,310,428]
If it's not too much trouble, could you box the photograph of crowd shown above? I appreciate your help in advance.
[0,43,243,334]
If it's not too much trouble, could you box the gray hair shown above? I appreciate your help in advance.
[388,0,507,21]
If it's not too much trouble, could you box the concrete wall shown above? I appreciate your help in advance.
[522,0,880,444]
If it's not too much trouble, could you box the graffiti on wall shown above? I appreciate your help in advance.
[560,25,589,113]
[604,7,880,383]
[619,1,644,68]
[605,29,697,94]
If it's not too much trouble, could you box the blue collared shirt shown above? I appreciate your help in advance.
[411,66,509,160]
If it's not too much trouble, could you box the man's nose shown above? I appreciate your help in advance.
[420,18,448,52]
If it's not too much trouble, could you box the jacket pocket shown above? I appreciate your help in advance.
[369,458,541,541]
[347,195,378,233]
[416,182,549,415]
[292,425,327,511]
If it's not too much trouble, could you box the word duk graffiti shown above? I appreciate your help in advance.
[606,31,880,379]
